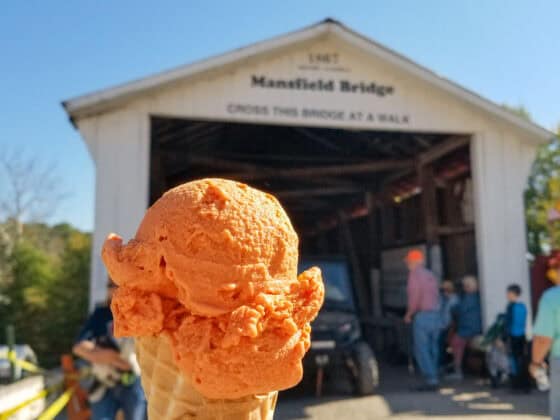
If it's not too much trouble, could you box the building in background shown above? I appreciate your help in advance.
[63,19,553,332]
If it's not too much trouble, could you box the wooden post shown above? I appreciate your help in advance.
[413,135,470,273]
[338,211,368,316]
[441,182,473,279]
[365,192,381,269]
[366,192,383,320]
[417,163,438,268]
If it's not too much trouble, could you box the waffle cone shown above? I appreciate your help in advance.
[135,336,278,419]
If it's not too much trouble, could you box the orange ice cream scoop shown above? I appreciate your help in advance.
[102,178,324,399]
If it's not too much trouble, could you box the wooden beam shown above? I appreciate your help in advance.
[292,127,343,152]
[301,197,330,207]
[167,155,360,188]
[285,196,333,213]
[412,135,432,149]
[367,136,401,158]
[157,122,219,145]
[186,125,226,150]
[188,155,257,172]
[437,225,474,236]
[286,204,330,212]
[306,198,372,236]
[276,187,362,199]
[207,152,365,164]
[381,168,414,187]
[388,137,418,156]
[218,158,414,181]
[418,136,470,166]
[380,137,469,188]
[306,186,414,237]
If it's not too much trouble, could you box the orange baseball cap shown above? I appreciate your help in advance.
[405,249,424,262]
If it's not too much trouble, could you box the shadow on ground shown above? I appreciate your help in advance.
[276,364,549,419]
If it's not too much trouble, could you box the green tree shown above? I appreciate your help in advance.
[43,230,91,366]
[525,128,560,255]
[0,241,54,360]
[499,104,560,255]
[0,224,91,368]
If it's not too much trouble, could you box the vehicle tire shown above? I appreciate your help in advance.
[353,341,379,395]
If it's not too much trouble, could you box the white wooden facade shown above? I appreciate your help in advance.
[64,20,552,326]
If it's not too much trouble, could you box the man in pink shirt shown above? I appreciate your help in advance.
[404,249,441,391]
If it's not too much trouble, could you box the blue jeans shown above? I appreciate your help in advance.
[413,311,441,385]
[91,378,147,420]
[552,358,559,420]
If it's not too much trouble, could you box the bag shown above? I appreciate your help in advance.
[481,314,507,349]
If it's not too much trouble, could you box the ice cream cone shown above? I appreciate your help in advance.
[135,335,278,420]
[105,180,324,418]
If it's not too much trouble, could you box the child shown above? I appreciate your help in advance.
[483,313,509,388]
[505,284,531,392]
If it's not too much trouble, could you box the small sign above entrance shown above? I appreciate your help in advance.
[250,75,394,97]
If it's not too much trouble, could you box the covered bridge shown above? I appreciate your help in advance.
[63,19,553,332]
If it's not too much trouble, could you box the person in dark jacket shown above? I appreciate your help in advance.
[505,284,530,392]
[73,279,147,420]
[448,275,482,380]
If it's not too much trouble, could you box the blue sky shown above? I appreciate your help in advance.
[1,1,558,232]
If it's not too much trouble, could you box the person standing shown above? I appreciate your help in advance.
[73,280,147,420]
[530,283,560,420]
[439,280,459,368]
[448,276,482,380]
[505,284,530,392]
[404,249,441,391]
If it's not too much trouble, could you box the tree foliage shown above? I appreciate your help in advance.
[0,151,85,367]
[525,134,560,255]
[0,223,90,367]
[500,104,560,256]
